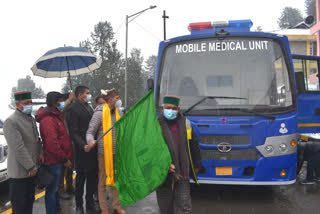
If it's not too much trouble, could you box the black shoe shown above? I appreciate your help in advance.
[76,207,85,214]
[86,202,101,213]
[59,192,72,200]
[93,193,99,202]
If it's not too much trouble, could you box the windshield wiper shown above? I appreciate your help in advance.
[218,108,276,120]
[183,96,247,115]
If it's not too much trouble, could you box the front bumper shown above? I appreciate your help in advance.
[196,153,297,185]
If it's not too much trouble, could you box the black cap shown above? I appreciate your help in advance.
[46,91,64,107]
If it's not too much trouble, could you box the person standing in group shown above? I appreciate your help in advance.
[157,95,201,214]
[3,91,44,214]
[58,92,75,200]
[95,94,106,108]
[35,92,74,214]
[66,86,100,214]
[86,89,126,214]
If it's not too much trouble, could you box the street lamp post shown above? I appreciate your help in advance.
[125,5,157,108]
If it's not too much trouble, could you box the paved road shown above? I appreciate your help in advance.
[0,166,319,214]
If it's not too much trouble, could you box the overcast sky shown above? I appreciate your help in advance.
[0,0,307,118]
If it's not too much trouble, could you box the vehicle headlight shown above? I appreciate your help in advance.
[279,143,287,152]
[265,145,274,153]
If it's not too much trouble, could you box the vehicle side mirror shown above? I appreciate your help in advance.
[295,72,306,94]
[147,79,154,91]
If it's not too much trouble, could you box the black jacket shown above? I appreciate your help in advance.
[66,99,98,172]
[297,140,320,174]
[159,113,201,183]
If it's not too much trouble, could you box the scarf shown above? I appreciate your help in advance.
[102,104,120,186]
[159,113,190,181]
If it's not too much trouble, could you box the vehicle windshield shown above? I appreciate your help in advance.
[157,37,294,115]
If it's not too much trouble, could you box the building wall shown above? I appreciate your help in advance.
[288,41,307,55]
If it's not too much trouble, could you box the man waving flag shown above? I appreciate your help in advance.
[114,90,172,207]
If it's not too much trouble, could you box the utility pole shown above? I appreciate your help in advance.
[124,6,157,108]
[162,10,169,40]
[125,15,128,109]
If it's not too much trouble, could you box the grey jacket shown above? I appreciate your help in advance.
[3,110,42,178]
[86,104,122,155]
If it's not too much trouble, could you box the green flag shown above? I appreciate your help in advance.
[114,90,172,207]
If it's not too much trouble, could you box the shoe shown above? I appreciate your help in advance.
[93,192,99,202]
[300,180,315,185]
[57,208,64,214]
[87,202,101,213]
[76,207,85,214]
[59,192,72,200]
[114,207,126,214]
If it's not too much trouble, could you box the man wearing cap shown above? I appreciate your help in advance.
[35,91,74,214]
[157,95,201,214]
[66,86,100,214]
[86,88,125,214]
[3,91,43,214]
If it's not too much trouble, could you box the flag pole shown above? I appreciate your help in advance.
[96,125,114,143]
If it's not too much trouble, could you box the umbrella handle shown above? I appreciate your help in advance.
[66,56,72,90]
[68,72,72,90]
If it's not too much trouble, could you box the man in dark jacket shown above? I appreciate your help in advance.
[297,136,320,184]
[66,86,100,214]
[58,92,75,200]
[35,91,73,214]
[157,95,201,214]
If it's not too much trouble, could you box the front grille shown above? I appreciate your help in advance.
[201,148,260,160]
[200,135,250,145]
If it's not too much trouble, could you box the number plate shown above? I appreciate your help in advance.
[216,167,232,176]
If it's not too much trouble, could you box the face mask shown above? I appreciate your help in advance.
[58,101,65,111]
[22,105,33,115]
[163,109,178,120]
[85,94,92,102]
[115,100,122,108]
[120,107,125,112]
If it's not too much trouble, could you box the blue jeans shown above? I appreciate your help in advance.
[45,163,65,214]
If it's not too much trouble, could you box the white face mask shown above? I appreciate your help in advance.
[115,100,122,108]
[85,94,92,102]
[22,105,33,115]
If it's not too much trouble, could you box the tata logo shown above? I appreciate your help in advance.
[217,142,232,153]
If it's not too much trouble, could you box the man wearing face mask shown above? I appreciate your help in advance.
[3,91,44,214]
[35,91,73,214]
[86,88,125,214]
[157,95,201,214]
[66,86,100,214]
[58,92,75,200]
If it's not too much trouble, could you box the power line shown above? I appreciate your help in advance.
[114,20,126,35]
[132,20,162,41]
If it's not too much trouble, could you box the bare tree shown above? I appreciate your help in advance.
[278,7,304,29]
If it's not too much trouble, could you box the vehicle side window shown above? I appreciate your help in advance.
[293,58,319,92]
